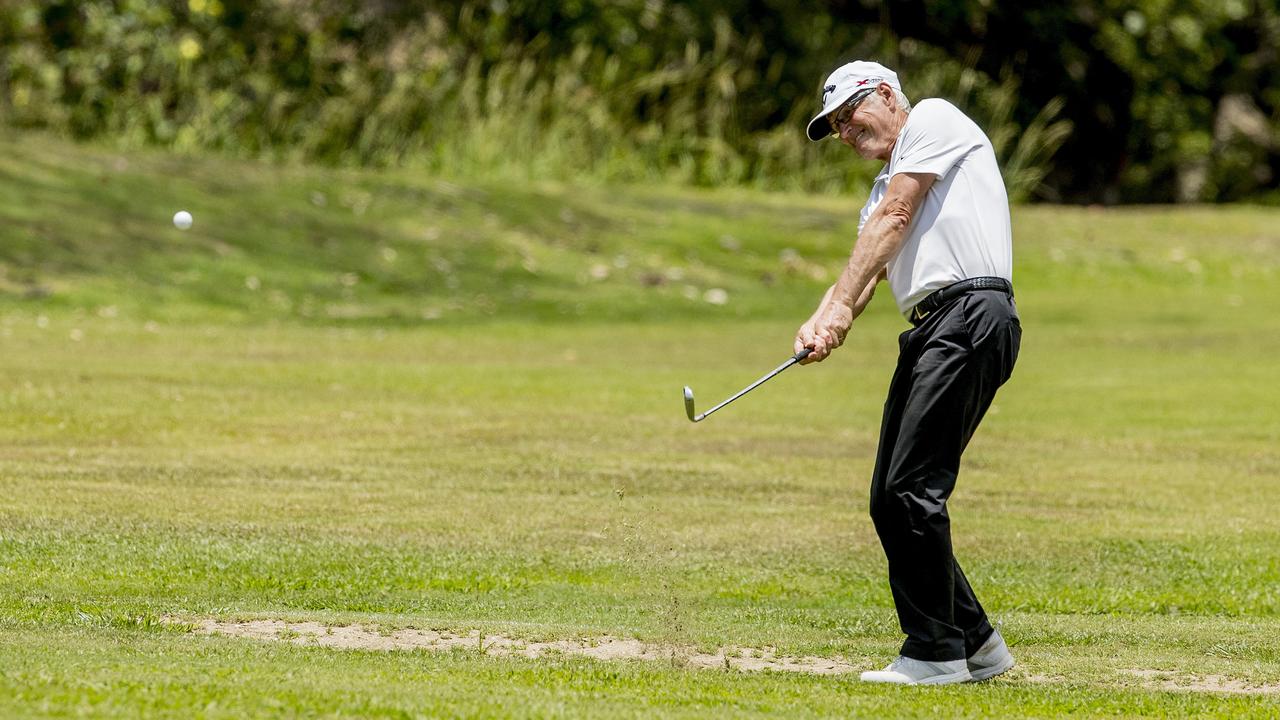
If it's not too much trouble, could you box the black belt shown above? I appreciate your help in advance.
[908,276,1012,326]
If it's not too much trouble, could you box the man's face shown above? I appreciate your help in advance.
[829,84,902,162]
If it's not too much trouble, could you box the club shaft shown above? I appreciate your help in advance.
[696,350,808,421]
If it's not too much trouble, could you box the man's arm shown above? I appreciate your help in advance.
[796,171,936,363]
[794,272,883,356]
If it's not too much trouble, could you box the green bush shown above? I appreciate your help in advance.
[0,0,1146,201]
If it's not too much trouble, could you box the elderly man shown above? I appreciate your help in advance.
[795,61,1022,685]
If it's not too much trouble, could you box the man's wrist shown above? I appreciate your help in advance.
[831,285,858,308]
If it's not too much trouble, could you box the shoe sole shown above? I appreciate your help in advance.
[859,669,972,685]
[968,656,1015,682]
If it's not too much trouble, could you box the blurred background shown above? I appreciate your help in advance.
[2,0,1277,205]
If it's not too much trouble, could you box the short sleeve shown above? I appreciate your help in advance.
[857,173,889,233]
[891,100,982,180]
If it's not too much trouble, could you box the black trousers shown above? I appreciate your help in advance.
[869,289,1021,662]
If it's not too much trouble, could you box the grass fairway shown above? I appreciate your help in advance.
[2,135,1280,717]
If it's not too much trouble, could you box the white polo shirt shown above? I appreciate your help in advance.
[857,98,1012,318]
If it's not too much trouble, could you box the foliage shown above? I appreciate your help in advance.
[1093,0,1280,202]
[0,0,1071,199]
[0,1,1275,201]
[862,0,1280,202]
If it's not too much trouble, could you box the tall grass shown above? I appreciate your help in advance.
[0,1,1068,197]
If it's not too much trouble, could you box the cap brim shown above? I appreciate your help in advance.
[806,114,832,142]
[805,89,857,142]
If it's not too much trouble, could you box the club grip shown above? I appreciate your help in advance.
[794,347,813,361]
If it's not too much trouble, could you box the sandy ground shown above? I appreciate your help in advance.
[174,618,1280,693]
[1119,668,1280,696]
[179,618,857,674]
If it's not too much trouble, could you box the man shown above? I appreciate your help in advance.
[795,61,1022,685]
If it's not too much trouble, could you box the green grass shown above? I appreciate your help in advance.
[2,133,1280,716]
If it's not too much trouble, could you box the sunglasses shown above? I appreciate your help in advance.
[827,88,875,136]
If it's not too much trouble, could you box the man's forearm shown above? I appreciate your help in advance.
[850,270,881,318]
[831,216,906,315]
[807,285,836,324]
[814,274,879,324]
[830,173,929,315]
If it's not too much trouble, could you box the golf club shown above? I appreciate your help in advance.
[683,348,813,422]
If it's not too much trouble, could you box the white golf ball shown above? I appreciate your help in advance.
[173,210,193,230]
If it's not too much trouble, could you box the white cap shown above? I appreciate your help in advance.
[805,61,902,141]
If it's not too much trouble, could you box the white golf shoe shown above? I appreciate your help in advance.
[967,630,1015,681]
[859,656,972,685]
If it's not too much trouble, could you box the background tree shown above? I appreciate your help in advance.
[1,0,1276,203]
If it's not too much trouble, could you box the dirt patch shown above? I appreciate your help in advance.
[1121,668,1280,696]
[1018,672,1066,685]
[171,619,1280,692]
[178,618,858,675]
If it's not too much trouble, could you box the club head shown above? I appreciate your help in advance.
[682,386,701,422]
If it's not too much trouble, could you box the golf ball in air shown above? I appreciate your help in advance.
[173,210,193,230]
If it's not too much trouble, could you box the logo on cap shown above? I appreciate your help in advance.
[821,84,836,103]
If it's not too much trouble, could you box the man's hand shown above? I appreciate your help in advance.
[795,301,854,364]
[794,319,818,363]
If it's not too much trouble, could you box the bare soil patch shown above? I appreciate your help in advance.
[171,619,1280,693]
[1121,668,1280,696]
[181,618,858,675]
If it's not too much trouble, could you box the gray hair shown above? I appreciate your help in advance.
[893,88,913,112]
